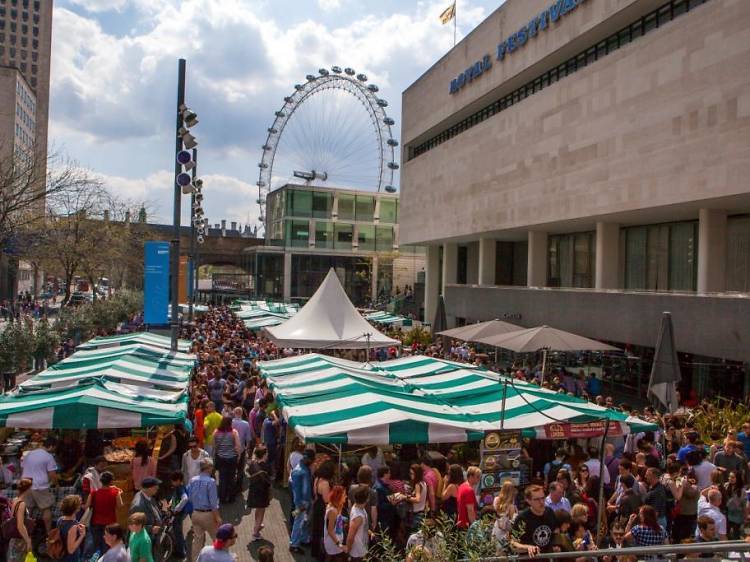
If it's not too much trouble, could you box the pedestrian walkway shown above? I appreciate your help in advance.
[211,483,316,562]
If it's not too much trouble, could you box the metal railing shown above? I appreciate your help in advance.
[459,540,750,562]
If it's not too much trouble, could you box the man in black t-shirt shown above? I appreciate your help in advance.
[511,484,558,557]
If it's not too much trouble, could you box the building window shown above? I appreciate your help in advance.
[495,241,528,286]
[624,221,697,291]
[31,39,37,49]
[31,64,36,74]
[30,76,35,87]
[21,24,27,34]
[337,194,355,221]
[34,0,39,11]
[355,195,375,222]
[379,199,397,223]
[334,223,353,250]
[457,245,468,284]
[548,232,595,288]
[357,225,375,251]
[285,189,312,217]
[285,219,309,248]
[726,215,750,292]
[314,221,334,249]
[376,225,394,251]
[31,51,36,61]
[311,191,332,219]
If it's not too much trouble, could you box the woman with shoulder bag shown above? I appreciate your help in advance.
[5,478,34,562]
[57,495,87,562]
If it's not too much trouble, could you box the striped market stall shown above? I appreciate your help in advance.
[259,353,656,445]
[77,332,193,353]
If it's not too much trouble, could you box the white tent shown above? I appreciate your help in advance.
[264,269,400,350]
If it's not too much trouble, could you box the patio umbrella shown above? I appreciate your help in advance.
[432,295,447,334]
[437,319,522,342]
[648,311,681,413]
[475,325,619,381]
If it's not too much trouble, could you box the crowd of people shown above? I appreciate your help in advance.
[1,302,747,562]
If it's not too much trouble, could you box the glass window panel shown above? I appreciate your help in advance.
[625,226,647,289]
[376,225,393,251]
[334,223,353,250]
[285,220,309,248]
[548,237,560,287]
[358,225,375,251]
[668,222,696,291]
[573,233,592,288]
[287,189,312,217]
[337,194,355,221]
[312,191,332,219]
[726,216,750,292]
[315,221,334,249]
[379,199,397,223]
[356,195,375,222]
[559,236,574,287]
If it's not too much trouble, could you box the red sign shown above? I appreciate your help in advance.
[541,421,625,440]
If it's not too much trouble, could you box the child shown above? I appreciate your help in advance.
[257,545,274,562]
[127,513,153,562]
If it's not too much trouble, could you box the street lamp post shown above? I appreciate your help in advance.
[188,147,197,324]
[170,59,186,352]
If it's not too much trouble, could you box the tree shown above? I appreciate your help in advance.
[0,146,97,259]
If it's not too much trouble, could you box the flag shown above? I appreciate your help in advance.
[440,2,456,24]
[647,311,682,412]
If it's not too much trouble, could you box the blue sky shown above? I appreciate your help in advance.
[50,0,503,226]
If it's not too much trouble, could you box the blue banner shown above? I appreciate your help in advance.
[144,241,170,325]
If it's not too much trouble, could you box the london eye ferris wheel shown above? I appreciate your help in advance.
[257,66,399,227]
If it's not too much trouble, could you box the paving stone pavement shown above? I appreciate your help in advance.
[186,482,316,562]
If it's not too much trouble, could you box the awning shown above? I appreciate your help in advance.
[365,311,407,325]
[0,381,188,429]
[76,332,192,352]
[260,354,656,445]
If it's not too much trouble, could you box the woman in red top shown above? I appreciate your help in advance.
[194,398,207,448]
[85,471,123,555]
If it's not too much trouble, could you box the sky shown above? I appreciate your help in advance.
[50,0,504,228]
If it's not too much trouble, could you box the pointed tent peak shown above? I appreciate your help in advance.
[264,269,399,350]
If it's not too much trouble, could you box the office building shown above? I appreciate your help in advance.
[243,184,425,306]
[400,0,750,396]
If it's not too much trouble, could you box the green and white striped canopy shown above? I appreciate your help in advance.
[0,381,188,429]
[243,314,289,331]
[365,311,407,325]
[19,342,194,392]
[260,354,656,445]
[76,332,192,353]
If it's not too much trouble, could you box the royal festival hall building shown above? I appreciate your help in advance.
[400,0,750,397]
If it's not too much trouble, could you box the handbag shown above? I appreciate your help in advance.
[2,501,36,540]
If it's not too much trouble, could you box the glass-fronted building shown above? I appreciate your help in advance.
[243,184,424,306]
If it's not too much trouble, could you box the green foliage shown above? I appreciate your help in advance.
[0,319,35,373]
[33,318,60,364]
[400,326,433,347]
[689,398,750,438]
[55,290,143,342]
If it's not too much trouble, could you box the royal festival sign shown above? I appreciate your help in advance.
[449,0,586,94]
[144,241,170,325]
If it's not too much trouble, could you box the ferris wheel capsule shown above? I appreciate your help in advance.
[376,99,388,107]
[356,73,368,82]
[383,117,395,126]
[319,68,330,76]
[306,74,316,81]
[344,67,355,75]
[331,66,342,73]
[387,139,399,147]
[294,84,304,91]
[275,111,285,118]
[284,96,294,103]
[388,162,400,170]
[268,127,278,134]
[367,84,379,93]
[384,185,397,193]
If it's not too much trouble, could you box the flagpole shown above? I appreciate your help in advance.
[453,2,457,46]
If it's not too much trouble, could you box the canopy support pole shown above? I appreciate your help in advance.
[500,378,509,430]
[596,418,611,542]
[540,348,548,384]
[337,443,343,474]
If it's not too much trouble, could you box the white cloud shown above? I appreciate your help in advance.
[317,0,341,10]
[50,0,490,226]
[68,0,129,12]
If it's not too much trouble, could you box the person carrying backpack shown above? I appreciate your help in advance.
[52,495,87,562]
[544,449,571,489]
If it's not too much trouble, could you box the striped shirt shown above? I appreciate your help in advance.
[212,430,237,459]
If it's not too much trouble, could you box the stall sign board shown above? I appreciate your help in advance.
[541,421,625,440]
[481,430,525,491]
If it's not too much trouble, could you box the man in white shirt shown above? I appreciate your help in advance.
[691,455,717,491]
[21,436,58,533]
[696,489,727,541]
[584,448,611,486]
[182,436,210,483]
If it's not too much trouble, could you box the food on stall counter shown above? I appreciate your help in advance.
[104,449,135,463]
[112,437,139,449]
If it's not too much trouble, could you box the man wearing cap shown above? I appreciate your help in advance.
[289,449,315,554]
[188,459,221,560]
[196,523,236,562]
[129,476,163,542]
